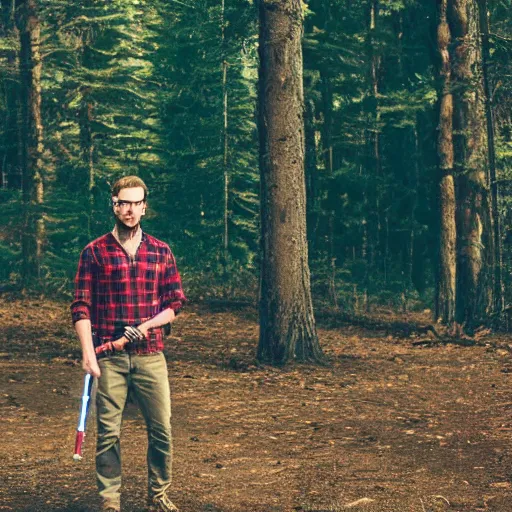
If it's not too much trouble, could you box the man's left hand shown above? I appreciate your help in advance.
[123,325,146,343]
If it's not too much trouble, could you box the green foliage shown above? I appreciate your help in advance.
[146,0,259,275]
[0,0,511,311]
[302,0,438,311]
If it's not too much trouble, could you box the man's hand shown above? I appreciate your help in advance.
[82,354,101,378]
[123,326,146,343]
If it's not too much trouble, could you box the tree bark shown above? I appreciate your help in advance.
[221,0,229,277]
[319,71,337,307]
[365,0,381,294]
[436,0,457,324]
[257,0,323,364]
[450,0,493,327]
[403,122,420,312]
[478,0,503,312]
[16,0,44,281]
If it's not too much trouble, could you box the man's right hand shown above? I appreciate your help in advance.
[82,355,101,378]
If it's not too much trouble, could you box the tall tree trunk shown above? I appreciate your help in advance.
[365,0,381,301]
[393,7,412,311]
[314,1,340,307]
[221,0,229,277]
[16,0,44,281]
[257,0,323,364]
[319,71,338,307]
[478,0,503,312]
[450,0,493,328]
[404,122,420,311]
[319,69,338,307]
[1,0,21,189]
[436,0,457,324]
[361,160,369,312]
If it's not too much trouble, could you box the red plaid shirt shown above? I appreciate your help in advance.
[71,231,186,354]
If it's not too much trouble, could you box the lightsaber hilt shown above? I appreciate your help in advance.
[73,373,94,461]
[94,336,131,357]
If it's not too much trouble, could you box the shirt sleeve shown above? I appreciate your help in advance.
[70,246,96,324]
[159,246,186,315]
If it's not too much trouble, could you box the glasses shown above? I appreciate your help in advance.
[113,199,145,210]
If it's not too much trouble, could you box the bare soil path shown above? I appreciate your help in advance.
[1,297,512,511]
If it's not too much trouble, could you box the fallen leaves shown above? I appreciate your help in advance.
[2,298,512,511]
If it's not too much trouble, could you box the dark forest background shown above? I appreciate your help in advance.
[0,0,511,323]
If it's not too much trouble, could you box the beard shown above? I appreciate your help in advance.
[115,216,140,237]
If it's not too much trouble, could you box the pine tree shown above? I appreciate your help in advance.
[16,0,45,281]
[257,0,323,364]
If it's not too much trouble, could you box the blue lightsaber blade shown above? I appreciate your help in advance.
[73,373,94,461]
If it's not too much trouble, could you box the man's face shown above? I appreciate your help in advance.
[112,186,146,229]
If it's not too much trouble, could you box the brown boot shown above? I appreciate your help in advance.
[101,498,121,512]
[148,494,179,512]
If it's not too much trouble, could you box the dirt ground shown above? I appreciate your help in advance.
[1,296,512,512]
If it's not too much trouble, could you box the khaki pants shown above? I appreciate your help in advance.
[96,352,172,507]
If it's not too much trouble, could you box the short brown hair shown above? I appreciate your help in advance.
[111,175,148,200]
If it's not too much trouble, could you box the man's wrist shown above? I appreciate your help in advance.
[82,344,97,358]
[137,324,149,337]
[83,351,98,364]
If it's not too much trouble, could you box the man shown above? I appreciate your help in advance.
[71,176,186,512]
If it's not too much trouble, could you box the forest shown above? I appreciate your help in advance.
[1,1,512,511]
[1,0,511,336]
